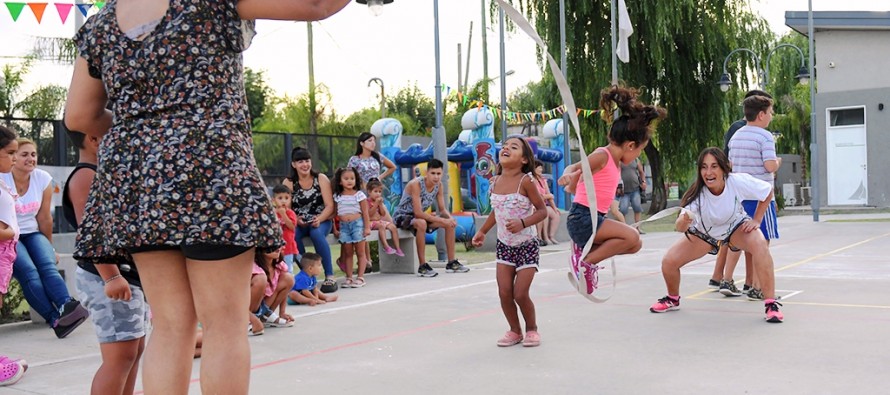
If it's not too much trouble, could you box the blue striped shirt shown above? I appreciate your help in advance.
[727,125,777,183]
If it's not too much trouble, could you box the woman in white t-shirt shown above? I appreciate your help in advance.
[648,147,784,323]
[0,138,88,338]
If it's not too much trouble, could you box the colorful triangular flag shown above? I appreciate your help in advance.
[55,2,72,24]
[5,2,26,21]
[75,3,91,16]
[28,2,48,23]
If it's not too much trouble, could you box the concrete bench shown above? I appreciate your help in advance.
[301,228,419,274]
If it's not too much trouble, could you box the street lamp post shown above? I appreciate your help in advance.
[718,45,810,92]
[357,0,448,205]
[368,77,385,117]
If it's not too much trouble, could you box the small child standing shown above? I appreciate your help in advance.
[472,136,548,347]
[288,253,339,306]
[332,167,371,288]
[254,248,295,328]
[272,185,299,273]
[366,179,404,257]
[533,161,561,246]
[0,126,27,387]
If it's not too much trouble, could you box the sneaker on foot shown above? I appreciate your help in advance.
[719,280,743,297]
[395,249,405,257]
[445,260,469,273]
[0,360,25,386]
[708,279,721,289]
[496,331,523,347]
[52,315,87,339]
[649,296,680,313]
[417,263,439,277]
[383,246,397,255]
[57,299,89,327]
[747,288,764,301]
[765,300,784,323]
[742,283,753,293]
[579,261,600,295]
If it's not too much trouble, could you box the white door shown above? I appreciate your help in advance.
[826,106,868,205]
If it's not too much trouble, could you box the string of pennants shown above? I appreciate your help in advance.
[3,2,104,24]
[440,83,602,124]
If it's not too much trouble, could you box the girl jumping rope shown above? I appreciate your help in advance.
[366,179,404,257]
[332,167,371,288]
[472,136,548,347]
[558,86,666,298]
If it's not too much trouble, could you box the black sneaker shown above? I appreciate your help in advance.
[747,288,764,301]
[53,315,87,339]
[719,280,743,297]
[708,279,721,289]
[417,263,439,277]
[57,299,89,327]
[445,260,469,273]
[742,284,753,293]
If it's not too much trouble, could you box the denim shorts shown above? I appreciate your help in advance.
[339,218,365,244]
[566,203,606,246]
[76,268,149,343]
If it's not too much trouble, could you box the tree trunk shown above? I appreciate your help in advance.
[645,143,667,214]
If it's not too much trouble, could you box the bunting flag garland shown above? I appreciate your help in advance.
[3,1,97,23]
[443,83,602,125]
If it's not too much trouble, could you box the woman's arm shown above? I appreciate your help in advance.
[379,157,396,180]
[314,174,335,224]
[237,0,351,21]
[37,183,54,243]
[65,58,111,139]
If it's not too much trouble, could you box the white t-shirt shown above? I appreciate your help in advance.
[0,179,19,241]
[0,169,52,235]
[334,191,367,217]
[685,173,771,240]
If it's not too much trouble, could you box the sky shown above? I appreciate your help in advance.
[2,0,889,117]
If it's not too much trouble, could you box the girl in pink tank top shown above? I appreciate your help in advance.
[473,136,548,347]
[557,86,667,297]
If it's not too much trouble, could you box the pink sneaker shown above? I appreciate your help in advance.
[383,246,397,255]
[522,330,541,347]
[395,249,405,257]
[496,331,523,347]
[579,261,600,295]
[0,359,25,387]
[765,300,784,323]
[570,244,583,280]
[0,357,25,373]
[650,296,680,313]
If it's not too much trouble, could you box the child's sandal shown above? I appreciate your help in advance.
[343,278,355,288]
[353,277,366,288]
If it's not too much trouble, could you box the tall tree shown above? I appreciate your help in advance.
[244,68,272,127]
[386,83,436,134]
[511,0,774,211]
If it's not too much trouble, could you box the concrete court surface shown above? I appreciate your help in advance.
[1,213,888,394]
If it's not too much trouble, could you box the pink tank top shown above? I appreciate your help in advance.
[572,147,621,213]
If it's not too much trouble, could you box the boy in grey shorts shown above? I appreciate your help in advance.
[64,128,148,394]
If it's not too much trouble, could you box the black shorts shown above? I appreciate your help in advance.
[127,244,254,261]
[685,222,745,255]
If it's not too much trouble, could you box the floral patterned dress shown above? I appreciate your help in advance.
[72,0,282,264]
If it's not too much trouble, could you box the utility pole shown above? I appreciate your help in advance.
[307,22,319,160]
[481,0,489,99]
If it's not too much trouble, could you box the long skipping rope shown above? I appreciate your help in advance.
[495,1,682,302]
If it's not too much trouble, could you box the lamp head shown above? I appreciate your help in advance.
[796,66,810,85]
[717,73,732,92]
[356,0,393,16]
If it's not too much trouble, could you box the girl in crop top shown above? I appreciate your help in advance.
[332,167,370,288]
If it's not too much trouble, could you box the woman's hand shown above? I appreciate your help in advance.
[104,277,132,301]
[559,170,581,194]
[675,213,693,233]
[742,219,761,233]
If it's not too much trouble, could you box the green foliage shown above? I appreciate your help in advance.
[386,83,436,134]
[1,59,67,120]
[244,68,272,127]
[0,279,26,322]
[507,0,775,209]
[254,94,313,134]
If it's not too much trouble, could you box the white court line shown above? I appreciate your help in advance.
[29,252,566,368]
[779,290,803,300]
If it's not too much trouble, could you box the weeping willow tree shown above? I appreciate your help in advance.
[507,0,774,211]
